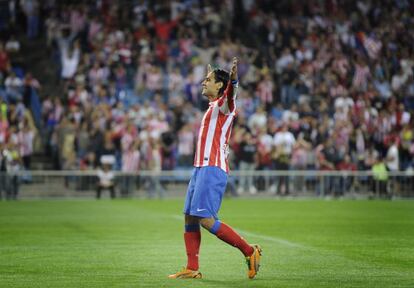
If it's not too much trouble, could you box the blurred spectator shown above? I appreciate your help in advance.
[2,142,21,200]
[364,146,379,170]
[316,138,337,196]
[248,106,267,134]
[291,137,312,192]
[177,123,194,167]
[0,143,6,199]
[400,124,413,170]
[58,116,76,170]
[386,136,400,195]
[75,122,90,159]
[21,0,40,39]
[5,35,20,54]
[60,43,80,81]
[145,138,165,198]
[372,156,388,198]
[237,131,257,195]
[160,130,176,170]
[336,154,357,196]
[271,124,296,195]
[256,74,274,109]
[5,72,23,102]
[18,119,35,171]
[120,139,140,197]
[96,159,115,199]
[23,72,40,108]
[0,42,10,74]
[386,138,400,172]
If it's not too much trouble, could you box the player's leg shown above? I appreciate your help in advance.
[200,217,262,279]
[193,166,262,279]
[200,217,254,257]
[182,169,202,271]
[184,214,201,271]
[169,215,202,279]
[169,169,202,279]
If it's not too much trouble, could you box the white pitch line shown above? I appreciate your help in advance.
[235,229,306,249]
[171,214,306,249]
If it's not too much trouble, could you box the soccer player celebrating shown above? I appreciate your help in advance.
[169,57,262,279]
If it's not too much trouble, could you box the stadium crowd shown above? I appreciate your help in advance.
[1,0,414,196]
[0,0,42,199]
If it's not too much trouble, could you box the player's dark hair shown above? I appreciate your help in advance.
[213,68,229,96]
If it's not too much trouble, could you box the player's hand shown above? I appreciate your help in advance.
[207,64,212,74]
[230,57,238,81]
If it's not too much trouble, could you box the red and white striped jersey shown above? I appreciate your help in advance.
[122,150,140,172]
[194,81,238,173]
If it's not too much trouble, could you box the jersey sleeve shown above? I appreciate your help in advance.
[218,80,238,115]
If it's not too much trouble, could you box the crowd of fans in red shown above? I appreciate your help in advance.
[0,1,413,196]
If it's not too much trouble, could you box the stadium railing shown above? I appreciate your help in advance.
[1,170,413,199]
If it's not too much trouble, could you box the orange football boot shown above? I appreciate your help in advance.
[168,267,202,279]
[245,244,262,279]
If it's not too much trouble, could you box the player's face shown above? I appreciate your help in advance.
[201,71,222,99]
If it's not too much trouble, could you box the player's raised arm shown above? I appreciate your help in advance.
[229,57,238,83]
[226,57,238,99]
[219,57,238,113]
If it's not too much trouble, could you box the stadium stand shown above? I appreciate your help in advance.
[0,0,413,198]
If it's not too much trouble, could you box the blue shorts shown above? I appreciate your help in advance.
[183,166,228,219]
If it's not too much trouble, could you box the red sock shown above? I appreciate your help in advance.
[215,222,254,257]
[184,231,201,270]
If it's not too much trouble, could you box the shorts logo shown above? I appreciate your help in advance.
[196,208,207,212]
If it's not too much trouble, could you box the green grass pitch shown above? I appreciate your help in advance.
[0,198,413,287]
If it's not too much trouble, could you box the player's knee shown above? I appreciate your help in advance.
[185,214,200,225]
[199,217,215,230]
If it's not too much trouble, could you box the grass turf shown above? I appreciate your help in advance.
[0,199,413,288]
